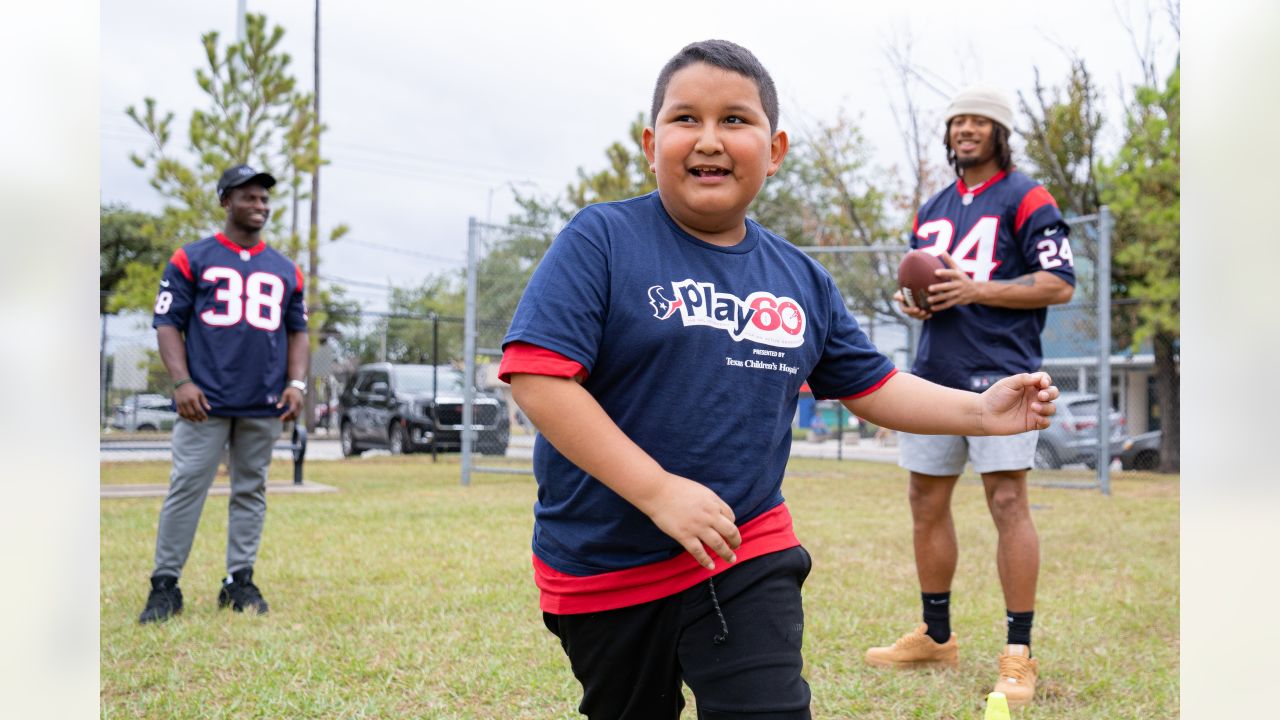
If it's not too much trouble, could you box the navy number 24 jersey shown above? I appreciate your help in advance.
[152,233,307,416]
[910,170,1076,391]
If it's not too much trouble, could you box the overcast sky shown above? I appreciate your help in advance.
[100,0,1179,312]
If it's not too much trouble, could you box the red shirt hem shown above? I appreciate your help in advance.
[837,367,897,401]
[499,342,587,383]
[533,503,800,615]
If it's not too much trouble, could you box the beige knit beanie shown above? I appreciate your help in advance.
[945,84,1014,132]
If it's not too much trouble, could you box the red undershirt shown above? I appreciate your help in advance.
[499,341,892,614]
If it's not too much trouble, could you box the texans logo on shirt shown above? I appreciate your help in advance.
[648,279,806,348]
[647,285,683,320]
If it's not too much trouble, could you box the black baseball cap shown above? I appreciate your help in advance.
[217,164,277,199]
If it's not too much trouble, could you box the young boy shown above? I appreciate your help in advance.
[499,40,1059,719]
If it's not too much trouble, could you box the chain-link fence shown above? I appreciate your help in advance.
[1035,210,1116,491]
[318,309,514,461]
[99,308,353,437]
[99,312,171,432]
[791,243,913,459]
[98,305,516,462]
[1035,211,1173,484]
[457,218,552,484]
[104,207,1175,485]
[798,208,1181,492]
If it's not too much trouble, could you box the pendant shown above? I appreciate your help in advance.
[961,193,974,206]
[240,250,251,261]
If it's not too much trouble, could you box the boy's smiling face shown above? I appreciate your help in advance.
[643,62,787,246]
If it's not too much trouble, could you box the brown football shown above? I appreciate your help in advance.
[897,249,945,312]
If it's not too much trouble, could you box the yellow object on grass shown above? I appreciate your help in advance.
[984,691,1011,720]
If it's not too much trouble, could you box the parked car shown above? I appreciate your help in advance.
[1117,430,1162,471]
[314,401,334,429]
[110,393,179,432]
[1034,392,1126,469]
[337,363,510,457]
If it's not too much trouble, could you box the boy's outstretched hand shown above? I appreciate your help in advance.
[978,372,1059,435]
[639,474,742,571]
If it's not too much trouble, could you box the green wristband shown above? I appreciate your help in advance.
[174,378,193,389]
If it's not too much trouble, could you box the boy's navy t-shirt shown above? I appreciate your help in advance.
[504,192,895,577]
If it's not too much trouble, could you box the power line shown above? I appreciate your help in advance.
[341,238,464,265]
[317,274,393,291]
[328,140,562,185]
[332,157,510,189]
[99,110,561,190]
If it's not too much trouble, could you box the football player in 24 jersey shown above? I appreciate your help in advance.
[863,86,1075,709]
[137,164,309,624]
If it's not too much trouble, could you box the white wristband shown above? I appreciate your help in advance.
[289,379,307,395]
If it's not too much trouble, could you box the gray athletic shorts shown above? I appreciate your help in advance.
[898,430,1038,476]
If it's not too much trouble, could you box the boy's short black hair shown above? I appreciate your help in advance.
[650,39,779,134]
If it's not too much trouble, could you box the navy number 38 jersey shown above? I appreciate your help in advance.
[152,233,307,416]
[910,170,1076,391]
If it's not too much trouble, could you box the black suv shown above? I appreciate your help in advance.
[337,363,510,457]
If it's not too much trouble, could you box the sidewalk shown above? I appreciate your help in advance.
[101,433,901,465]
[788,436,900,463]
[101,481,339,499]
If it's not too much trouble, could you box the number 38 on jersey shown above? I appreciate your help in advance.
[155,266,289,332]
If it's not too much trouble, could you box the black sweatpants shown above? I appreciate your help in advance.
[543,546,813,719]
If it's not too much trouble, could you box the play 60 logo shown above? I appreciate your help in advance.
[649,279,806,348]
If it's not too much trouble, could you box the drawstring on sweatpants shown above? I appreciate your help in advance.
[708,577,729,645]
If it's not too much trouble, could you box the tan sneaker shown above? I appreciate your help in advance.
[864,624,959,669]
[993,644,1038,708]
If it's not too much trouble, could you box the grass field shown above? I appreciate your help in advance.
[101,456,1178,718]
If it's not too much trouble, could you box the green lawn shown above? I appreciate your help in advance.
[101,457,1178,718]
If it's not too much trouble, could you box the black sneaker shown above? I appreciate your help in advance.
[138,575,183,624]
[217,567,269,614]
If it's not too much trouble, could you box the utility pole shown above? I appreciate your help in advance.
[99,314,109,428]
[304,0,321,433]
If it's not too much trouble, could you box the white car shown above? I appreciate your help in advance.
[111,393,179,432]
[1033,392,1126,469]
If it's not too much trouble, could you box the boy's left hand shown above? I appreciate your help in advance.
[978,372,1059,435]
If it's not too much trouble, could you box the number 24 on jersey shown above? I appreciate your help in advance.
[916,217,1073,281]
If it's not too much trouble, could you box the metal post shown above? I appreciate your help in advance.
[100,314,109,428]
[431,312,439,463]
[836,403,844,461]
[303,0,322,434]
[461,218,480,486]
[1097,206,1113,495]
[291,424,307,485]
[906,320,920,368]
[380,314,387,362]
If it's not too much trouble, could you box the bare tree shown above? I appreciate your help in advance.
[882,33,950,217]
[1114,0,1180,85]
[1164,0,1180,40]
[1017,61,1103,221]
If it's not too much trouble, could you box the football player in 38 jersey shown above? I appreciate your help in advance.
[137,164,309,624]
[863,86,1075,709]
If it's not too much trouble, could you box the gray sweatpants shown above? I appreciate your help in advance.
[152,415,282,579]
